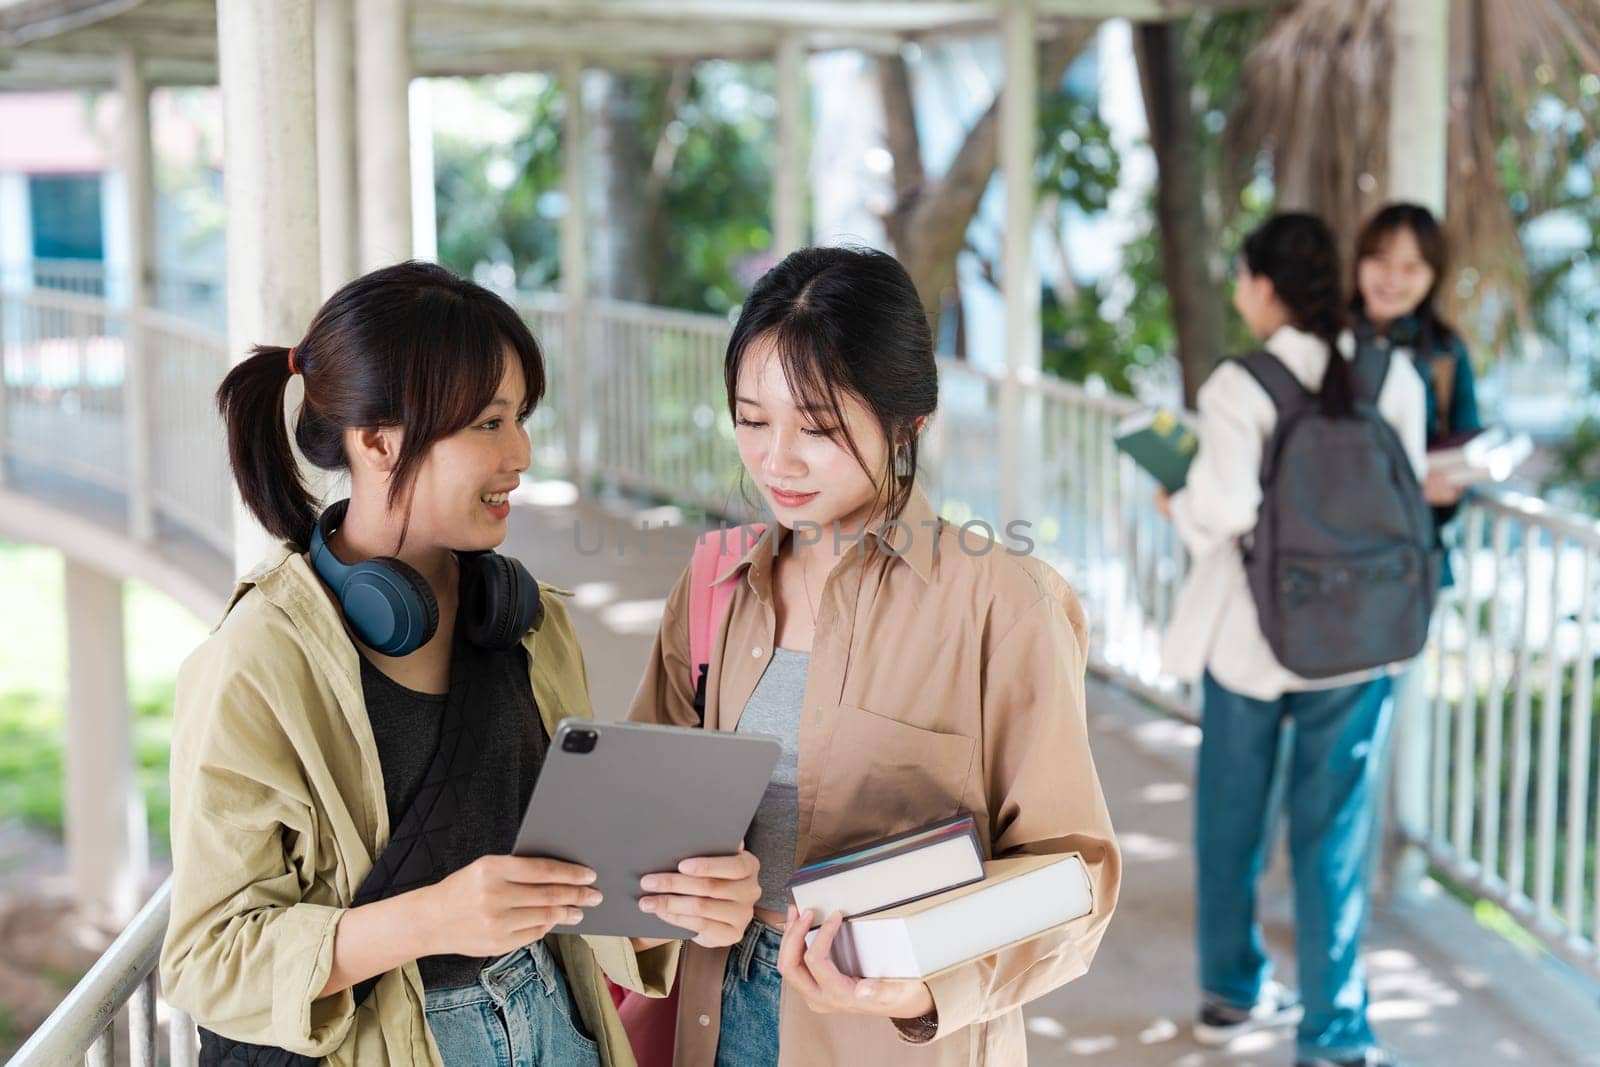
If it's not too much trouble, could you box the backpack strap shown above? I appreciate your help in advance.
[1351,338,1394,405]
[1235,350,1313,416]
[687,523,766,723]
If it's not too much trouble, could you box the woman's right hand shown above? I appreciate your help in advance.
[419,855,601,958]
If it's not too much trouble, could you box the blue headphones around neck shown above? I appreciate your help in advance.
[308,499,544,656]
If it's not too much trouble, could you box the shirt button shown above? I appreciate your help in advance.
[698,1014,711,1027]
[752,647,763,658]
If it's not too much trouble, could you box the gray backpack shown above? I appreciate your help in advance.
[1237,344,1439,678]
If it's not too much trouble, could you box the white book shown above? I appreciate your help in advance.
[790,831,985,921]
[806,853,1093,980]
[1427,426,1533,487]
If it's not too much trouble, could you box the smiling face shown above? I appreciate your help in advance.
[400,355,532,552]
[1357,226,1437,328]
[732,334,891,533]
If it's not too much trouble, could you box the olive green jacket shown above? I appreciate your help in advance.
[159,545,677,1065]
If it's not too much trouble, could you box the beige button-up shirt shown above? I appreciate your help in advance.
[630,488,1120,1065]
[160,546,677,1065]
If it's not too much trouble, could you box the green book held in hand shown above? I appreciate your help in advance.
[1114,408,1198,494]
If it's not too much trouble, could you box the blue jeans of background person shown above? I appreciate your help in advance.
[425,941,601,1067]
[716,919,784,1067]
[1195,670,1394,1062]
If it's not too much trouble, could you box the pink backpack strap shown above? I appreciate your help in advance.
[687,523,766,722]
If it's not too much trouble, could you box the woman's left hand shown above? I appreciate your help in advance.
[777,907,935,1021]
[1154,487,1172,520]
[637,848,761,948]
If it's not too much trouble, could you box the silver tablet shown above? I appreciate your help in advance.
[512,719,782,939]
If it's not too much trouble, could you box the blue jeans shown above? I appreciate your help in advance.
[716,919,784,1067]
[1195,671,1394,1062]
[424,941,601,1067]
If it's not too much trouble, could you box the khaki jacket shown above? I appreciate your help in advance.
[630,489,1120,1065]
[160,545,678,1065]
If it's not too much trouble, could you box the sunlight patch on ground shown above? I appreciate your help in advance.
[1117,831,1184,863]
[598,598,669,634]
[570,581,619,609]
[1139,781,1190,804]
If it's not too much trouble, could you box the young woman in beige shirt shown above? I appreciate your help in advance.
[630,246,1121,1065]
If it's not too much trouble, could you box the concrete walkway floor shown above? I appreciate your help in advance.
[503,486,1600,1067]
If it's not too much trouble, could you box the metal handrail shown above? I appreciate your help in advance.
[7,879,193,1066]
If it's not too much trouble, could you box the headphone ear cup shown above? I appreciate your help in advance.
[463,553,544,650]
[353,557,439,656]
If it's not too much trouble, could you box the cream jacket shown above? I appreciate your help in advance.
[630,488,1120,1065]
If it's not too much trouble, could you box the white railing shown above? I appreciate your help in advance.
[8,881,197,1066]
[1401,490,1600,975]
[8,266,1600,1055]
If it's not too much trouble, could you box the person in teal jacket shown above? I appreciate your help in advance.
[1350,202,1482,585]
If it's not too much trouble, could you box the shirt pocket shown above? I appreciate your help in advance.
[809,705,977,854]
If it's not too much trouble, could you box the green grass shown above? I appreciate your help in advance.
[0,541,210,856]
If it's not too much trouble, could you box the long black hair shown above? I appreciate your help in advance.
[724,246,938,520]
[215,260,546,550]
[1240,213,1353,416]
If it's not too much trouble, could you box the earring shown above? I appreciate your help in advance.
[894,444,912,479]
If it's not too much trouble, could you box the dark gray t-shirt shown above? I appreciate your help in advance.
[360,619,549,990]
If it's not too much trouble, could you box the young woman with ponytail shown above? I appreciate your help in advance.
[159,261,759,1066]
[1155,215,1426,1067]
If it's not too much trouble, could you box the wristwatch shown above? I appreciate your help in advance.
[893,1010,939,1043]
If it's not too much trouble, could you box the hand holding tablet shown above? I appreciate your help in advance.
[512,720,781,940]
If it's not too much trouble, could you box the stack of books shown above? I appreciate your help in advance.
[788,813,1093,980]
[1427,426,1533,487]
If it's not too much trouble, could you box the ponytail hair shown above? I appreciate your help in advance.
[215,261,547,551]
[1240,213,1354,417]
[216,345,318,546]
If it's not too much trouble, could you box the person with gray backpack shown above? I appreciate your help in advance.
[1155,214,1431,1067]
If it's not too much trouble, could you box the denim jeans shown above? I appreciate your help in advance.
[424,941,601,1067]
[716,919,784,1067]
[1195,670,1394,1062]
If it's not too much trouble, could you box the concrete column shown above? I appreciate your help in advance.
[1388,0,1450,213]
[561,58,588,485]
[772,35,808,256]
[355,0,413,270]
[118,45,156,543]
[998,1,1041,528]
[315,0,358,293]
[1386,0,1449,901]
[63,561,146,927]
[218,0,321,573]
[410,79,438,261]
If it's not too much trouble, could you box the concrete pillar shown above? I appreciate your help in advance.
[63,561,146,927]
[118,45,156,544]
[998,1,1041,528]
[355,0,412,270]
[1386,0,1449,901]
[218,0,321,573]
[772,35,808,256]
[561,58,588,485]
[1388,0,1450,213]
[410,79,438,261]
[315,0,358,293]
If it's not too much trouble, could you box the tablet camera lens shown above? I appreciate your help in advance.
[563,728,598,754]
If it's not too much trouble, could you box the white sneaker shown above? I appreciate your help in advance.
[1192,980,1304,1046]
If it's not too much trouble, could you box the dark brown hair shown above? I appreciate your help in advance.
[1240,213,1353,416]
[215,260,546,549]
[724,246,938,521]
[1350,201,1460,347]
